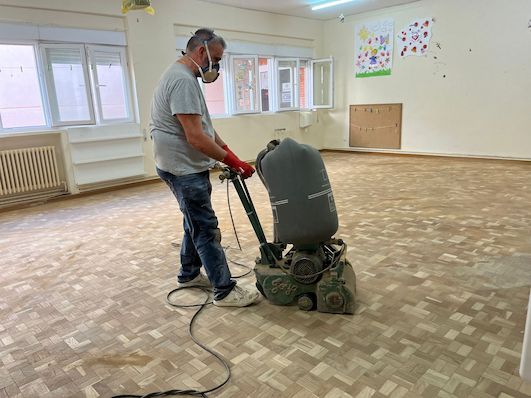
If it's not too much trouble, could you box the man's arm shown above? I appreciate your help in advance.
[176,114,226,160]
[214,130,226,148]
[177,114,255,178]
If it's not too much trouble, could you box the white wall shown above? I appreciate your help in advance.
[3,0,528,178]
[322,0,531,159]
[0,0,326,179]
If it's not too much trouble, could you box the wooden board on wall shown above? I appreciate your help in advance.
[349,103,402,149]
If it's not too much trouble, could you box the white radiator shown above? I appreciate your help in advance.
[0,146,65,197]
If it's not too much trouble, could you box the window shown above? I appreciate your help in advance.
[311,58,334,109]
[88,46,132,122]
[41,44,94,125]
[277,59,298,111]
[231,55,259,114]
[0,44,46,129]
[1,41,133,133]
[175,36,335,117]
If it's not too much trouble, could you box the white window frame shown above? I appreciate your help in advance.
[310,57,334,109]
[257,56,275,113]
[0,41,50,132]
[276,58,299,112]
[86,44,134,124]
[230,54,260,115]
[40,43,96,127]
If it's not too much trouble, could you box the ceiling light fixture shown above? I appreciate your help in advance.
[311,0,356,11]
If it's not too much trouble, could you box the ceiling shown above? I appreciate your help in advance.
[201,0,421,21]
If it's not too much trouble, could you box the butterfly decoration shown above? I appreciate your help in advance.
[379,34,390,45]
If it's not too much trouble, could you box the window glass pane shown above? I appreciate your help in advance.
[45,47,91,122]
[233,57,258,113]
[0,44,46,129]
[299,60,309,109]
[204,66,226,115]
[278,60,297,109]
[93,50,129,120]
[259,58,271,112]
[313,60,332,107]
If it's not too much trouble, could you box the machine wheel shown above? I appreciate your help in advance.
[256,281,266,298]
[297,293,316,311]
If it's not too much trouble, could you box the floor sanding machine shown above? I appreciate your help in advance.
[220,138,356,314]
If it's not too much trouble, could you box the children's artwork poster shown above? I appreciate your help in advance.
[397,18,434,57]
[355,19,394,78]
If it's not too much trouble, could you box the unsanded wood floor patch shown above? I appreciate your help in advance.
[1,153,531,397]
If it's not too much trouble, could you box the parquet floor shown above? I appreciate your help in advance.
[1,153,531,398]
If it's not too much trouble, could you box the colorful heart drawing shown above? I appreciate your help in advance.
[397,17,434,57]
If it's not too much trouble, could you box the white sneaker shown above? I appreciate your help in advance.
[213,285,260,307]
[177,273,212,288]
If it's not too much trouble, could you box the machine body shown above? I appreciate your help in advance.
[221,138,356,314]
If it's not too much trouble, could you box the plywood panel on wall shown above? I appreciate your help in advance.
[349,103,402,149]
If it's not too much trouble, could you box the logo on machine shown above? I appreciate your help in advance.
[271,206,279,224]
[321,169,328,182]
[271,278,298,296]
[328,193,336,213]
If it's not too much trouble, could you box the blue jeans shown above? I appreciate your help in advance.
[157,168,236,300]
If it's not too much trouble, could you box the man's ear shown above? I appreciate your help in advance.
[197,46,207,59]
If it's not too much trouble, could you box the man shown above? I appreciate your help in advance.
[150,28,259,307]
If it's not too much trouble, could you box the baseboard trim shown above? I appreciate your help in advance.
[0,188,68,208]
[321,147,531,163]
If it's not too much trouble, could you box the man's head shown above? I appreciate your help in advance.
[185,28,226,83]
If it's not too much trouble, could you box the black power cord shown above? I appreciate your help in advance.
[112,286,224,398]
[112,249,253,398]
[113,257,252,398]
[113,179,253,398]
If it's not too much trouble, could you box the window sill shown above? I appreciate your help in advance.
[0,121,139,138]
[211,110,313,120]
[0,128,61,138]
[73,153,144,165]
[69,134,142,144]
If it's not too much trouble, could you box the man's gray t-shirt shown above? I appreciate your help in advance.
[150,62,216,176]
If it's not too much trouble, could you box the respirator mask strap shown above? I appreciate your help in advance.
[204,40,214,73]
[200,40,220,83]
[184,54,208,81]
